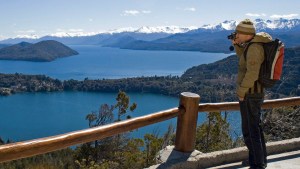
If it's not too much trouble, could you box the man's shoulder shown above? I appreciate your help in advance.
[248,42,264,48]
[251,32,273,43]
[244,43,264,61]
[246,42,264,52]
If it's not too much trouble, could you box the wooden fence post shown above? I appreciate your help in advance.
[175,92,200,152]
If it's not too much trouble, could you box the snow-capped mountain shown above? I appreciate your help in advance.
[199,18,300,31]
[1,18,299,45]
[254,18,300,30]
[15,34,40,39]
[134,26,197,34]
[49,32,102,37]
[2,26,198,40]
[107,27,137,34]
[0,26,198,44]
[115,18,300,53]
[100,26,197,34]
[201,20,237,30]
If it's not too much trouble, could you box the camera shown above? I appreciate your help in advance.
[227,32,237,51]
[227,32,237,40]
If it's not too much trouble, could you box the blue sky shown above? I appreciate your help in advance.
[0,0,299,39]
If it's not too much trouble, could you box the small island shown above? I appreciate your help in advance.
[0,40,78,62]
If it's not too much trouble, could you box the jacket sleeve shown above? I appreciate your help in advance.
[237,43,264,98]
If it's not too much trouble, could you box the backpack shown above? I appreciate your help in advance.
[244,39,285,88]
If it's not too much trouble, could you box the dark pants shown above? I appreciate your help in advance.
[239,94,267,169]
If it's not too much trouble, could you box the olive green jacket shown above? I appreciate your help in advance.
[234,32,272,98]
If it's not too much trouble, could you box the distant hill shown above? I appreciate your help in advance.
[116,29,300,53]
[0,44,10,49]
[181,54,238,81]
[119,30,233,53]
[0,40,78,62]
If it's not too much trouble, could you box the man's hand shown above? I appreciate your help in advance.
[231,40,238,45]
[239,97,244,101]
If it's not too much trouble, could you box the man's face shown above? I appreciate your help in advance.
[235,33,253,44]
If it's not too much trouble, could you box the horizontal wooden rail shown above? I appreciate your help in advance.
[198,97,300,112]
[0,96,299,163]
[0,108,180,163]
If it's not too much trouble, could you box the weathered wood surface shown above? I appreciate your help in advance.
[0,107,179,163]
[175,92,200,152]
[198,97,300,112]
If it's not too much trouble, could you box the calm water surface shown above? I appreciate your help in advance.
[0,92,241,142]
[0,45,229,80]
[0,92,177,141]
[0,46,241,142]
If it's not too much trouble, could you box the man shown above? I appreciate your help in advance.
[232,19,272,169]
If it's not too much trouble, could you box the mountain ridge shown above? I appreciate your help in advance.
[117,18,300,52]
[1,18,299,45]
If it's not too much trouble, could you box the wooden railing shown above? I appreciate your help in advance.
[0,92,299,163]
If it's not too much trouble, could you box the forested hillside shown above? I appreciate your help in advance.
[182,47,300,99]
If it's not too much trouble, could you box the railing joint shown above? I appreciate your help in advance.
[178,105,186,115]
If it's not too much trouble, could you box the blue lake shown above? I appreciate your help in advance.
[0,46,241,142]
[0,92,241,142]
[0,45,230,80]
[0,92,179,141]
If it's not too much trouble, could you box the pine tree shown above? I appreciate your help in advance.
[195,112,233,153]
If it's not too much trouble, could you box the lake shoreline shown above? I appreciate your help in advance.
[0,73,237,103]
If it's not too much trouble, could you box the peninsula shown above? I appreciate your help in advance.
[0,40,78,62]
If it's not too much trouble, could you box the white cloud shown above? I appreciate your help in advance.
[89,18,93,22]
[122,10,140,16]
[245,13,267,17]
[184,7,196,12]
[270,13,299,19]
